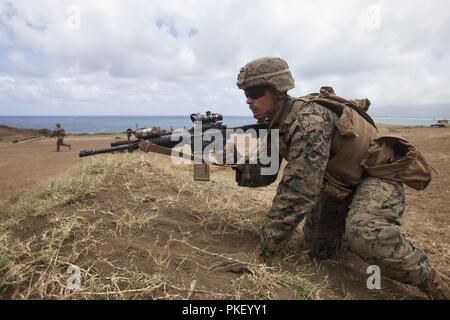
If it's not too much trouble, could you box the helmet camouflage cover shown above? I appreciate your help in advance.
[236,57,295,92]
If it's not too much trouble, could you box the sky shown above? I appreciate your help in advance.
[0,0,449,117]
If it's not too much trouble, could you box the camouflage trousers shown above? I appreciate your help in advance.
[302,177,431,286]
[56,138,70,151]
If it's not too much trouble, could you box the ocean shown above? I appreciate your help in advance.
[0,116,255,134]
[0,115,441,133]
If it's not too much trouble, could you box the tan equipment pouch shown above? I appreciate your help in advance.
[361,135,435,190]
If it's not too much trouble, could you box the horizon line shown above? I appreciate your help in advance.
[0,114,255,117]
[0,115,447,119]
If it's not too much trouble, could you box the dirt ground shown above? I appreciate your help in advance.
[0,131,127,200]
[0,125,449,299]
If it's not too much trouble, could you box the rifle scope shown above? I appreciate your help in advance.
[190,111,223,124]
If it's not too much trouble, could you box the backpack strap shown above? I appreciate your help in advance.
[314,87,377,128]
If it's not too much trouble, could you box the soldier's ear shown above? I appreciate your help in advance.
[270,88,287,102]
[268,88,284,103]
[277,91,287,102]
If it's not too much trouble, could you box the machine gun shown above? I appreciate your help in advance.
[79,111,268,181]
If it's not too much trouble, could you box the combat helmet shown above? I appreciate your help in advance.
[237,57,295,92]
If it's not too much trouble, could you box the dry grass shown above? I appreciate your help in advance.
[2,125,448,300]
[0,152,321,300]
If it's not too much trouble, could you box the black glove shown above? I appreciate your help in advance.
[233,163,278,187]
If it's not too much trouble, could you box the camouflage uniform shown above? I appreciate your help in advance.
[258,98,432,286]
[236,57,449,298]
[53,124,71,151]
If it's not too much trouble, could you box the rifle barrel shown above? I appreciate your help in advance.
[80,134,183,158]
[110,139,138,147]
[79,142,138,157]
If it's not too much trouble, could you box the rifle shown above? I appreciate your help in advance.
[13,135,47,143]
[79,111,268,181]
[12,128,52,143]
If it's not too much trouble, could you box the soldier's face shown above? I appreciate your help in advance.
[245,87,275,120]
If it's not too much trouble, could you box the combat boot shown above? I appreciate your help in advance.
[418,268,450,300]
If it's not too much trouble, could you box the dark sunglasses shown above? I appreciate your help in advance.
[244,86,267,99]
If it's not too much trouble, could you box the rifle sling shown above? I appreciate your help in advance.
[144,141,231,167]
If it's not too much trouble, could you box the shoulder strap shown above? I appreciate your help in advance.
[297,87,377,129]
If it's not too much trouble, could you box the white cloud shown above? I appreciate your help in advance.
[0,0,449,116]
